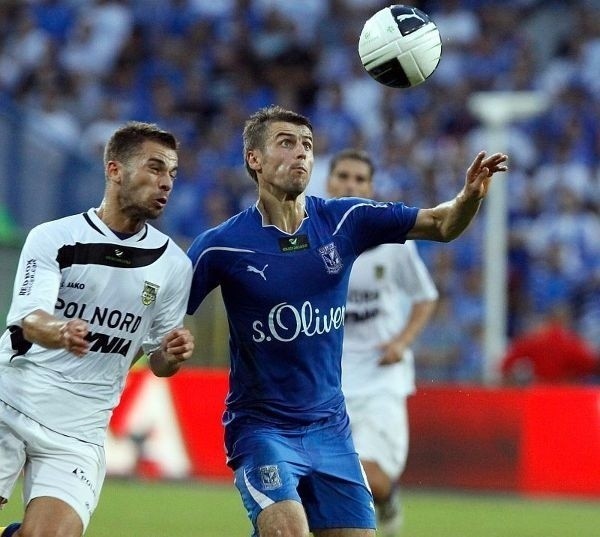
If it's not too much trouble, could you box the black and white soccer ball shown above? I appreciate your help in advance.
[358,4,442,88]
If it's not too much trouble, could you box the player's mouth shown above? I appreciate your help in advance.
[154,196,168,209]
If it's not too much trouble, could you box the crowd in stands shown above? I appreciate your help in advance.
[1,0,600,382]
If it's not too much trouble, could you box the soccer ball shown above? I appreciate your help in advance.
[358,4,442,88]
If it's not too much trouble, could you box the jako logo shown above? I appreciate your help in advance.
[252,301,345,342]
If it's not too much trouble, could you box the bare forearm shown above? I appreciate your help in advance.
[408,151,507,242]
[436,190,483,241]
[380,300,437,365]
[22,309,68,348]
[21,309,89,356]
[395,300,437,347]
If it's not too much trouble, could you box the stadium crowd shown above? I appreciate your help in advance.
[1,0,600,382]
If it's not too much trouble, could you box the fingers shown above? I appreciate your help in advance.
[480,152,509,174]
[467,151,486,177]
[468,152,508,184]
[377,342,405,365]
[163,328,195,362]
[60,319,89,357]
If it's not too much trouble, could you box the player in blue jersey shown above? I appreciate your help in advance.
[0,122,194,537]
[327,149,439,537]
[186,105,507,537]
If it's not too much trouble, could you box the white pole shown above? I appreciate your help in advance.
[467,92,548,385]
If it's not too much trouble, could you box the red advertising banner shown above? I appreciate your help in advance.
[107,370,600,497]
[520,386,600,496]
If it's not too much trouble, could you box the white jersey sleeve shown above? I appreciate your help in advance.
[6,223,64,326]
[142,248,192,354]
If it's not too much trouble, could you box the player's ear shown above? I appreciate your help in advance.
[246,150,261,172]
[106,161,122,184]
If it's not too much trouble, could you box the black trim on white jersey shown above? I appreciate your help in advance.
[136,225,148,241]
[8,325,33,359]
[56,240,169,270]
[83,212,105,235]
[82,212,148,241]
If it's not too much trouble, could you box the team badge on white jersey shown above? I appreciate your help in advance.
[142,281,159,306]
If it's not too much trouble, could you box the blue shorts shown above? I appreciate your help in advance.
[226,411,376,533]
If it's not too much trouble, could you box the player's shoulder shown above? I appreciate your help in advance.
[188,207,256,253]
[315,195,391,214]
[307,195,369,219]
[145,224,191,267]
[26,212,90,243]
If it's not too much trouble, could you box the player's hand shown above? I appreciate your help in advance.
[465,151,508,200]
[378,340,407,366]
[161,327,194,366]
[59,319,90,357]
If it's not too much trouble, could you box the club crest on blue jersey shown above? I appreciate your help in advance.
[259,465,282,490]
[141,281,159,306]
[319,242,343,274]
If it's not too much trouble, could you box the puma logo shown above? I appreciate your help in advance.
[247,264,268,281]
[396,11,425,24]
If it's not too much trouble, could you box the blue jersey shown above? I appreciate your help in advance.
[186,195,418,427]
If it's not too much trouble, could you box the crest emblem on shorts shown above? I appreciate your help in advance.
[142,281,159,306]
[319,242,343,274]
[259,465,282,490]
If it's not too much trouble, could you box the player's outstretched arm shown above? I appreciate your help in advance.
[148,327,194,377]
[407,151,508,242]
[22,309,90,357]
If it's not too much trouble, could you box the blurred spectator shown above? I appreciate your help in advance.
[78,96,124,158]
[500,304,600,386]
[24,82,81,150]
[60,0,133,78]
[31,0,75,44]
[2,0,600,376]
[0,8,52,93]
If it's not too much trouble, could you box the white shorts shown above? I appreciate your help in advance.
[0,399,106,531]
[345,391,409,481]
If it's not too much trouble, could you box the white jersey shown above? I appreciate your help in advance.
[0,208,192,445]
[341,241,438,398]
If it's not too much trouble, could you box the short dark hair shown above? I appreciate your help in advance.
[242,105,313,183]
[328,148,375,180]
[104,121,178,168]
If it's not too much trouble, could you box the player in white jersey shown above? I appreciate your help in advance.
[0,122,194,537]
[186,105,507,537]
[327,149,438,536]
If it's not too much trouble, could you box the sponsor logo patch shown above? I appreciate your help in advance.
[278,234,309,252]
[19,259,37,296]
